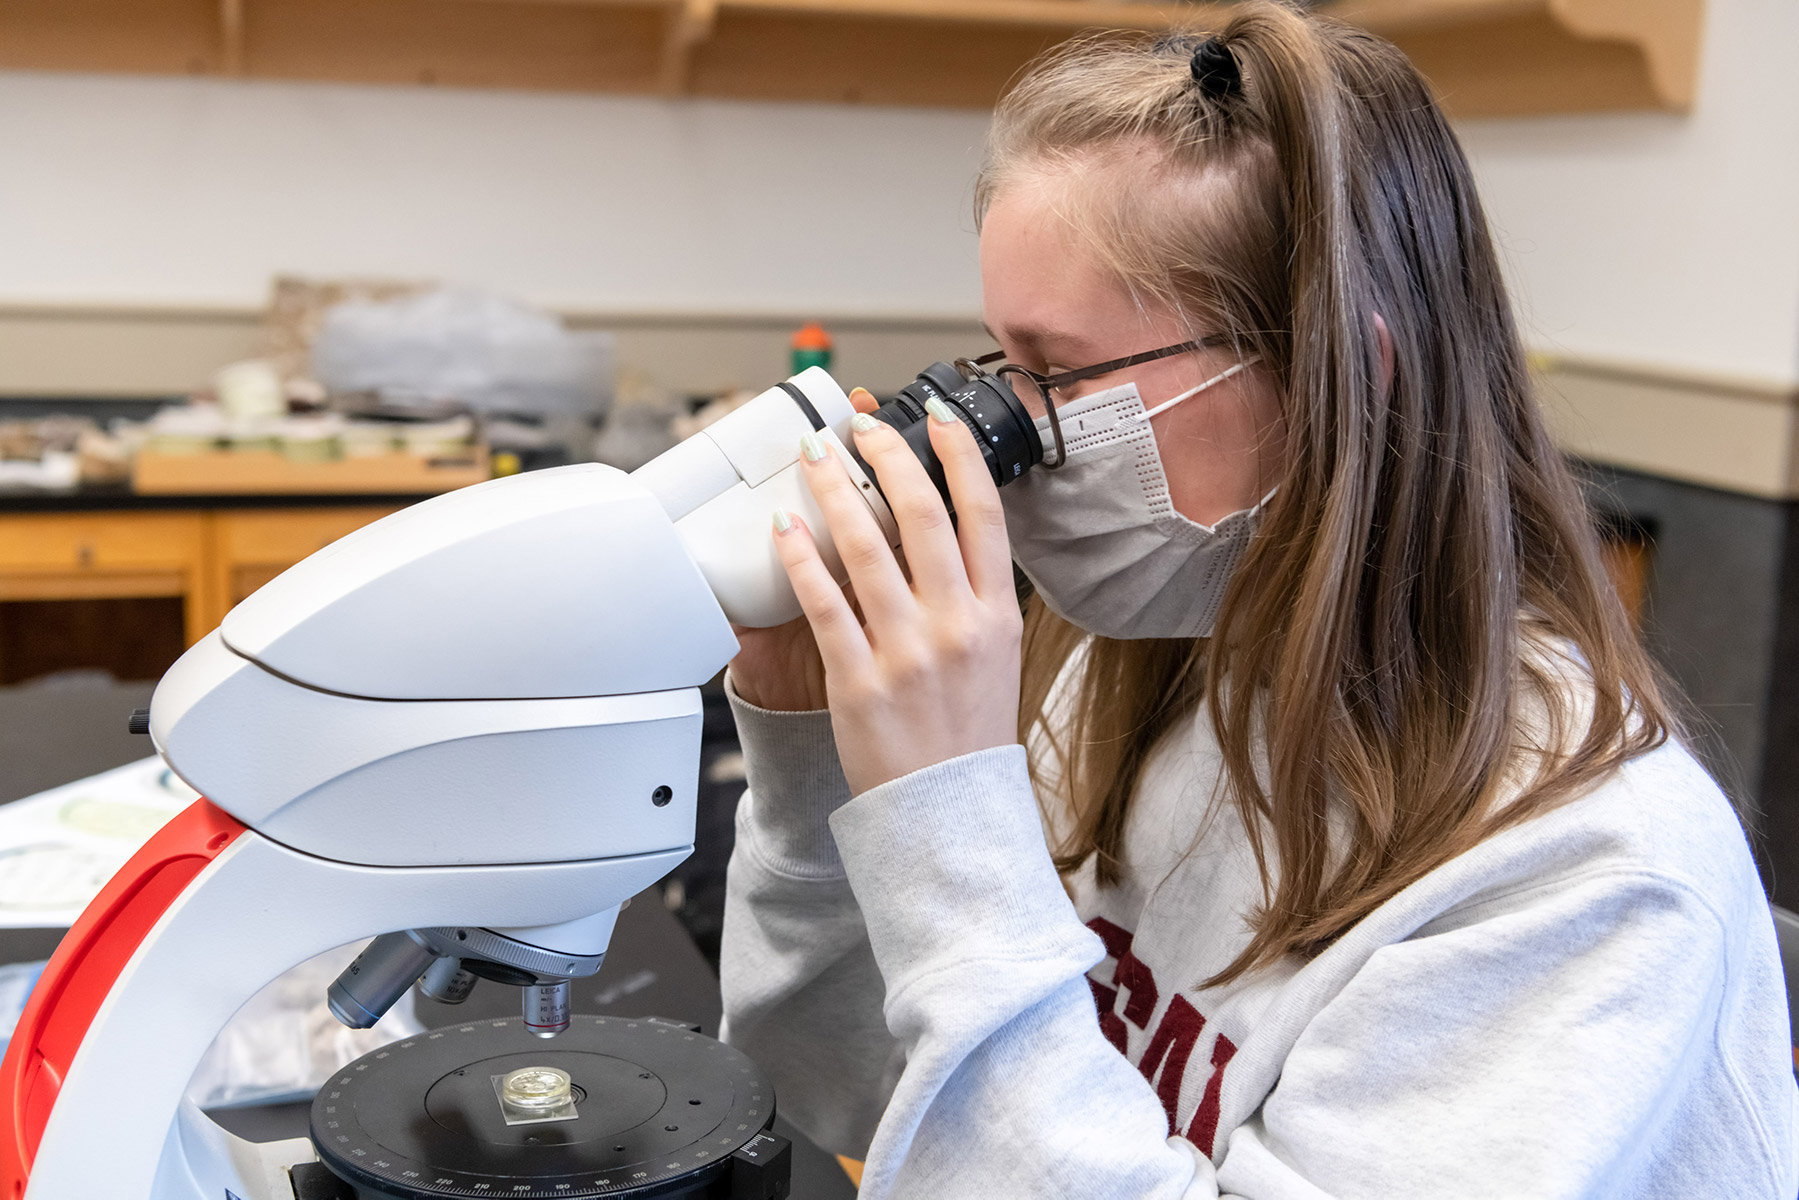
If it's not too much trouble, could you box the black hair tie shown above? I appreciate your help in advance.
[1190,37,1241,101]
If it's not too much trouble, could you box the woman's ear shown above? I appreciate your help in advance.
[1373,312,1396,395]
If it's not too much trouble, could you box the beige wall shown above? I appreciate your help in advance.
[0,303,983,401]
[1535,355,1799,499]
[1460,0,1799,387]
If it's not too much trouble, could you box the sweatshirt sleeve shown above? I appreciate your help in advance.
[716,672,905,1158]
[828,745,1227,1199]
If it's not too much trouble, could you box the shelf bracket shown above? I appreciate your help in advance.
[1550,0,1705,110]
[218,0,245,76]
[660,0,719,96]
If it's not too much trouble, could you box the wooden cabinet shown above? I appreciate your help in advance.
[214,507,401,608]
[0,503,403,680]
[0,0,1707,117]
[0,512,213,643]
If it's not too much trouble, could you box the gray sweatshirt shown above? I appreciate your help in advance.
[718,676,1798,1198]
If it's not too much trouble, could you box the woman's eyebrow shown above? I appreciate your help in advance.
[983,321,1090,357]
[982,320,1047,348]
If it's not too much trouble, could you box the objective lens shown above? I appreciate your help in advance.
[523,978,572,1038]
[326,931,436,1029]
[863,361,1042,511]
[419,955,478,1005]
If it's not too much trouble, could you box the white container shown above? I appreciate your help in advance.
[145,406,227,456]
[400,416,475,458]
[340,421,399,458]
[225,417,280,454]
[214,360,286,423]
[276,415,343,463]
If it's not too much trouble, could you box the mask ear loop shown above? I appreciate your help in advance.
[1132,358,1258,425]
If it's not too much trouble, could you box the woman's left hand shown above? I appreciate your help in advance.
[772,393,1023,796]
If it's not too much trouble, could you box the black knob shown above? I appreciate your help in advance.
[288,1161,356,1199]
[730,1132,792,1200]
[127,708,151,735]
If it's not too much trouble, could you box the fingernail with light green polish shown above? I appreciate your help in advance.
[924,397,957,425]
[800,431,826,462]
[851,412,880,434]
[772,509,792,534]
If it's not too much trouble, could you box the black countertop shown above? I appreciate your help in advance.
[0,485,440,513]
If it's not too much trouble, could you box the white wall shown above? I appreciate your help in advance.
[0,71,990,318]
[1,0,1794,386]
[1459,0,1799,386]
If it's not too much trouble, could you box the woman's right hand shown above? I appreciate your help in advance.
[728,614,832,712]
[727,385,881,712]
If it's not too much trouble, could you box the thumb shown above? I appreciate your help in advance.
[849,386,879,415]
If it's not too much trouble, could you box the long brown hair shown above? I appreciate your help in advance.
[985,4,1677,988]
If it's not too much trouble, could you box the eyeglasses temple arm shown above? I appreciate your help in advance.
[1040,394,1069,469]
[1043,338,1215,389]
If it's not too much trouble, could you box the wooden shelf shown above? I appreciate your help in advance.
[131,448,491,495]
[1337,0,1705,115]
[0,0,1704,115]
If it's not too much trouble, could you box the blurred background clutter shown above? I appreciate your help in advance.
[0,0,1794,1072]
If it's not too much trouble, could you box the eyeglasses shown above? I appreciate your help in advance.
[956,335,1233,468]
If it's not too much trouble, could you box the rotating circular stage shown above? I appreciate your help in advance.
[306,1014,785,1199]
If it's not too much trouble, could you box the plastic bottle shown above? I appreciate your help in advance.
[790,322,833,374]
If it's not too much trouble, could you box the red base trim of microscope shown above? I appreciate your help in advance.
[0,798,245,1198]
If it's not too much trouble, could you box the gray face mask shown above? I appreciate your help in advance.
[999,362,1271,640]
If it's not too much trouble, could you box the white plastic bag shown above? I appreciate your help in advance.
[186,942,428,1109]
[310,287,613,419]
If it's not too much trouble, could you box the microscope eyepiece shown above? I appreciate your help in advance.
[632,361,1045,627]
[861,361,1042,510]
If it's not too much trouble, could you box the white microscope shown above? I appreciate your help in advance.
[0,362,1041,1200]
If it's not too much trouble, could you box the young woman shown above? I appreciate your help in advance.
[719,5,1797,1195]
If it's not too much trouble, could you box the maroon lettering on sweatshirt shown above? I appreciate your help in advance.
[1086,917,1236,1154]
